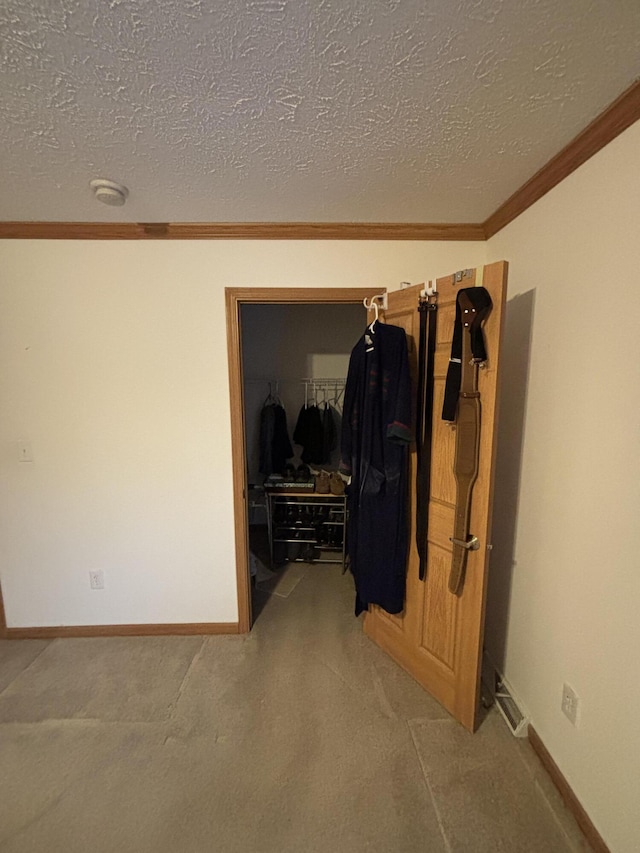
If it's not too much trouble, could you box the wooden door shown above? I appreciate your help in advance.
[363,261,508,732]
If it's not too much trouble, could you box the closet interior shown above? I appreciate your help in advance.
[240,302,364,607]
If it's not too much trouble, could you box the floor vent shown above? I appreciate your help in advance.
[495,680,529,737]
[482,653,529,737]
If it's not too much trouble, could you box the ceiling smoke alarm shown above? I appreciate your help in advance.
[90,179,129,207]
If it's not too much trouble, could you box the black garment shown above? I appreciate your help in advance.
[340,323,412,616]
[293,404,308,445]
[293,404,325,464]
[321,403,337,464]
[259,402,293,475]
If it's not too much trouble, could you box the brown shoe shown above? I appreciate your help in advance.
[315,471,330,494]
[329,472,345,495]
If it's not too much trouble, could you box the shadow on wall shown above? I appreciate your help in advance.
[485,289,536,674]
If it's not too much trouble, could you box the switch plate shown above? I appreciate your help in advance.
[89,570,104,590]
[17,440,33,462]
[561,682,580,726]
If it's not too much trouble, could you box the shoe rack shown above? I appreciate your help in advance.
[266,490,347,569]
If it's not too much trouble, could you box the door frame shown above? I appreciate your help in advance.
[225,287,382,632]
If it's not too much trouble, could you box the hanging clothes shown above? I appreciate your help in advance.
[321,402,337,464]
[340,322,412,616]
[259,398,293,476]
[293,403,325,464]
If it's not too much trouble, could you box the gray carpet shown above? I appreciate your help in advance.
[0,566,589,853]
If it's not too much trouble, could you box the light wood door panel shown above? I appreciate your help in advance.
[363,262,508,732]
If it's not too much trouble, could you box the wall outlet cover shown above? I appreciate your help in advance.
[89,570,105,590]
[561,682,580,727]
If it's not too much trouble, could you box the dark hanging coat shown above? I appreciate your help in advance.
[293,404,326,464]
[259,403,293,476]
[321,403,337,463]
[340,322,412,616]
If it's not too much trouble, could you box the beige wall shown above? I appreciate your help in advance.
[0,240,485,628]
[486,119,640,853]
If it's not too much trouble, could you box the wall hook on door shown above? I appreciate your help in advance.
[420,280,437,298]
[363,292,388,311]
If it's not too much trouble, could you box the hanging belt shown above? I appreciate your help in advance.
[442,287,492,595]
[415,294,438,580]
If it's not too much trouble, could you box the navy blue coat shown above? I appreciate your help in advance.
[340,322,412,615]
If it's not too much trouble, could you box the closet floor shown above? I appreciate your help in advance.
[0,567,589,853]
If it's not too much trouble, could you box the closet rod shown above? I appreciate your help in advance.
[245,377,346,383]
[300,377,346,384]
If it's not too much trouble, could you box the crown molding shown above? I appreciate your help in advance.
[484,79,640,238]
[0,221,485,240]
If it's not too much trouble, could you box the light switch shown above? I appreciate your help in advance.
[17,440,33,463]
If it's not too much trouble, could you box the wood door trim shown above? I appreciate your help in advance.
[5,622,239,639]
[0,583,6,638]
[0,221,486,240]
[528,726,610,853]
[225,286,381,633]
[484,80,640,238]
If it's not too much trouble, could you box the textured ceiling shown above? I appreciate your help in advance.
[1,0,639,223]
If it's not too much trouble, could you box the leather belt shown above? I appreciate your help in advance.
[442,287,492,595]
[415,294,438,580]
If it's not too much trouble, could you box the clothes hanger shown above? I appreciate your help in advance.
[264,381,281,406]
[369,300,379,331]
[363,293,387,331]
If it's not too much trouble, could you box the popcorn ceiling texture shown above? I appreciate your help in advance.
[1,0,639,223]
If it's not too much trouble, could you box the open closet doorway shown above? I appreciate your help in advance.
[227,264,508,733]
[226,288,381,633]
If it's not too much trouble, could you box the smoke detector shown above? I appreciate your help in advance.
[90,179,129,207]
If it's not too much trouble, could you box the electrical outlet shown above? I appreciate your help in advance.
[89,570,104,590]
[561,682,580,726]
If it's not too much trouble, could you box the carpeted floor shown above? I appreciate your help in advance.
[0,564,589,853]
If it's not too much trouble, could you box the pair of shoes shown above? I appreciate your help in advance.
[329,472,345,496]
[315,471,330,494]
